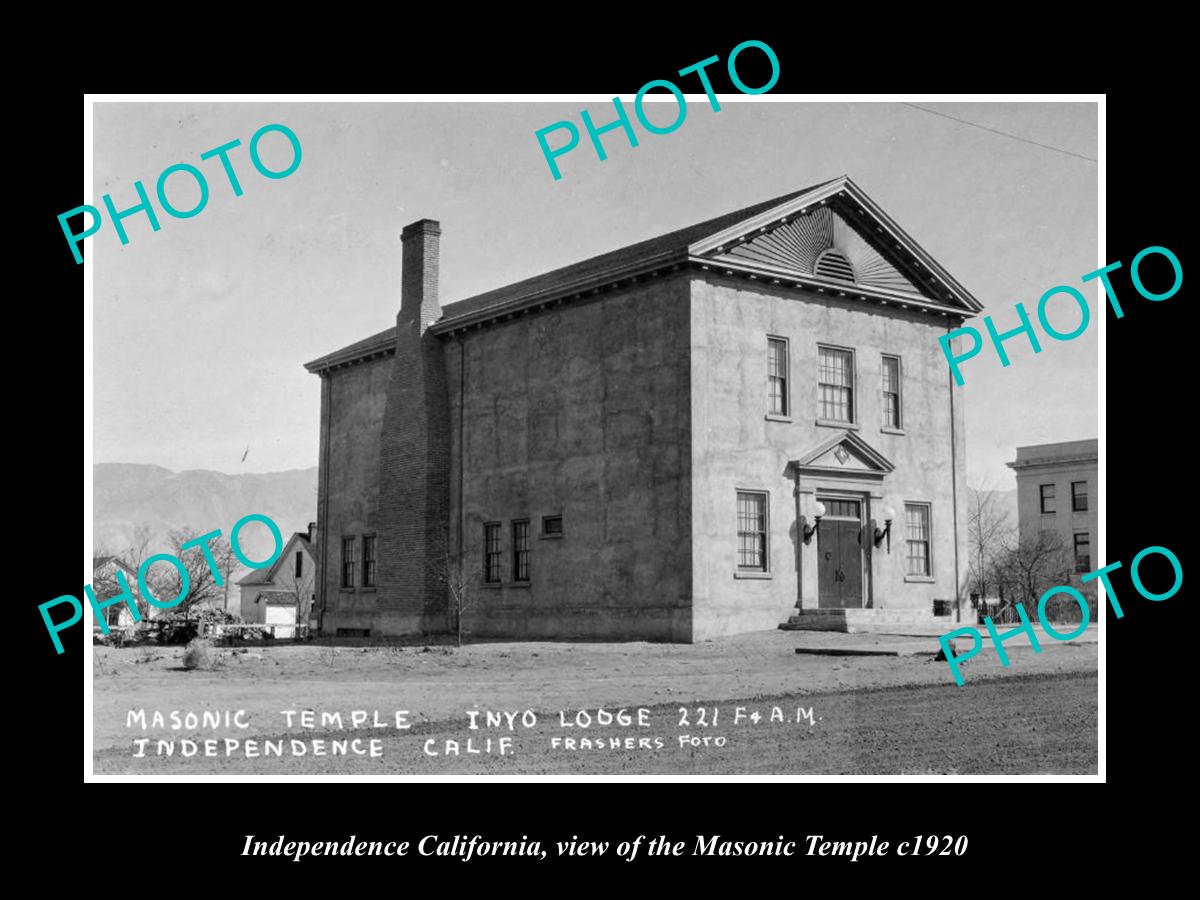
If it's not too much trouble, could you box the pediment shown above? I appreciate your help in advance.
[791,431,895,475]
[714,204,927,295]
[689,176,983,312]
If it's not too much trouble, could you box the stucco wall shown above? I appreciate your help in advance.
[239,587,261,623]
[320,354,392,633]
[448,275,693,642]
[690,274,969,639]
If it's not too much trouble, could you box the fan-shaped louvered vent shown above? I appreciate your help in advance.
[815,248,856,282]
[715,206,925,295]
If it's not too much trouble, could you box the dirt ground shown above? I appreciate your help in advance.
[92,629,1098,775]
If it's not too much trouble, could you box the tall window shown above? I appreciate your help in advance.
[362,535,377,587]
[512,520,531,583]
[294,551,303,578]
[1072,481,1088,512]
[881,355,902,428]
[767,337,789,415]
[483,523,502,583]
[737,492,769,571]
[1074,532,1091,573]
[341,536,356,588]
[905,504,932,576]
[818,346,855,423]
[1040,484,1056,514]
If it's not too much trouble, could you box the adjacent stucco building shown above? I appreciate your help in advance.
[1007,439,1099,604]
[305,176,981,641]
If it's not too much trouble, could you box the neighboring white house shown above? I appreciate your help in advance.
[236,524,316,638]
[92,556,144,629]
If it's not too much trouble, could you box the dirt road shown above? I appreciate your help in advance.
[92,630,1097,775]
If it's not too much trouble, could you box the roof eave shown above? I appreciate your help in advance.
[688,177,850,256]
[1007,455,1098,470]
[692,256,975,320]
[840,178,984,313]
[429,248,689,335]
[304,342,396,375]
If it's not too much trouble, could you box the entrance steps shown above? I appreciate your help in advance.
[780,608,953,634]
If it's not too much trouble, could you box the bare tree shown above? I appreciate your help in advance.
[126,525,153,570]
[426,532,482,648]
[122,525,155,620]
[967,481,1015,604]
[152,527,238,622]
[217,544,241,614]
[278,559,315,626]
[992,529,1073,619]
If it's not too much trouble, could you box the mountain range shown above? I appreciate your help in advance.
[93,463,318,562]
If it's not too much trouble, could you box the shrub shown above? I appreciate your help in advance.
[157,620,199,645]
[182,638,214,671]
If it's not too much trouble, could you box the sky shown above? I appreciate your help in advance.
[91,99,1098,490]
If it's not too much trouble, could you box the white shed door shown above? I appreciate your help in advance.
[265,604,296,639]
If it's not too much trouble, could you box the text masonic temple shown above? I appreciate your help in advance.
[304,176,982,642]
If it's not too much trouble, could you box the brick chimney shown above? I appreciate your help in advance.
[399,219,441,330]
[375,219,451,633]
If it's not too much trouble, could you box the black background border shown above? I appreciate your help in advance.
[24,27,1187,883]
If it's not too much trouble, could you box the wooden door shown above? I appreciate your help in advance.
[817,499,864,609]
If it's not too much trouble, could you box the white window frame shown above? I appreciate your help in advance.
[767,335,790,419]
[881,353,903,432]
[903,502,934,580]
[817,343,857,427]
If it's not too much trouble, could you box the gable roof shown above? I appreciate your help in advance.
[437,180,836,323]
[305,176,982,372]
[237,532,313,586]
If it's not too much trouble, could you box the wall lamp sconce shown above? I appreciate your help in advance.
[802,501,826,545]
[873,506,896,552]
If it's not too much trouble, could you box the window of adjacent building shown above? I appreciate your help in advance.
[767,337,789,416]
[905,503,932,576]
[512,520,531,583]
[1040,483,1056,514]
[1072,480,1088,512]
[362,535,377,588]
[818,346,855,423]
[483,523,502,583]
[881,355,902,429]
[341,536,356,588]
[543,515,563,537]
[294,551,303,578]
[736,491,769,571]
[1074,532,1091,573]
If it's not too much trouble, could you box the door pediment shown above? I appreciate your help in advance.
[790,431,895,476]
